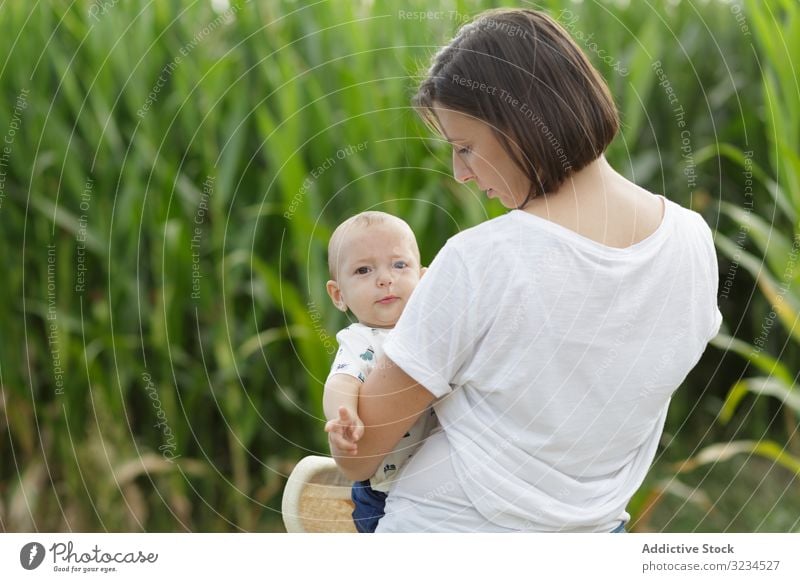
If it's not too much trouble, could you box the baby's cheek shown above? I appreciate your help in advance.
[403,277,421,291]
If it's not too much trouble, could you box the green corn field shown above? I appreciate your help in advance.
[0,0,798,532]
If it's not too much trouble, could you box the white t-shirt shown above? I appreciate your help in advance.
[327,323,438,492]
[379,195,722,532]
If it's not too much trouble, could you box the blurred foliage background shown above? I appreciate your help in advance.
[0,0,797,532]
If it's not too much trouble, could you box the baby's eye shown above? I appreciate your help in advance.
[456,146,472,156]
[354,266,371,275]
[393,261,408,269]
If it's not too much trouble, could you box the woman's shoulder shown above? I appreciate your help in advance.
[661,196,716,244]
[431,213,558,279]
[446,212,531,250]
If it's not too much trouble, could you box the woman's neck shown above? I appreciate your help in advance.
[519,155,664,248]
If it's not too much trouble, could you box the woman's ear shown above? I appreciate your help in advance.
[326,280,348,312]
[419,266,428,278]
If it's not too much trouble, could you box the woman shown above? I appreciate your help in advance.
[328,8,721,532]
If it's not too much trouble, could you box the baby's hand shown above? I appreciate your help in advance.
[325,406,365,455]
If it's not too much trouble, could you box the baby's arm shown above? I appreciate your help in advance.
[323,374,365,455]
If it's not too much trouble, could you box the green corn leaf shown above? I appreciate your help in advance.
[676,440,800,477]
[694,142,795,222]
[720,376,800,424]
[710,333,794,386]
[719,200,793,278]
[716,235,800,342]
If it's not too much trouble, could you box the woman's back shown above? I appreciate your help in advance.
[380,192,722,531]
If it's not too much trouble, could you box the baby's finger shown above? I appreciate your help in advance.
[330,434,358,454]
[327,428,354,454]
[337,406,354,423]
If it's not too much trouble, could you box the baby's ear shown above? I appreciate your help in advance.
[419,266,428,278]
[326,280,348,312]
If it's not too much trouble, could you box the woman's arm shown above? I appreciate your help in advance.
[330,354,435,481]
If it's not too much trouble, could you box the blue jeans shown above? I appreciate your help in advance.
[351,480,387,533]
[611,521,627,533]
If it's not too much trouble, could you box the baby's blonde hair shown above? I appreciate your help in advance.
[328,211,420,279]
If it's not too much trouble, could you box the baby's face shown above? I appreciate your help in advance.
[329,223,423,328]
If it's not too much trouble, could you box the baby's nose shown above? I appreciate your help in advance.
[376,269,394,286]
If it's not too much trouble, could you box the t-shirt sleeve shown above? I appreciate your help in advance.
[327,327,371,384]
[383,242,476,398]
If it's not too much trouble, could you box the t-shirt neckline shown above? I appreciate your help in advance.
[509,195,670,256]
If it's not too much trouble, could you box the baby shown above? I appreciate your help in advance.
[323,210,437,533]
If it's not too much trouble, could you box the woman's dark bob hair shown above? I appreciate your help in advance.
[414,8,619,202]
